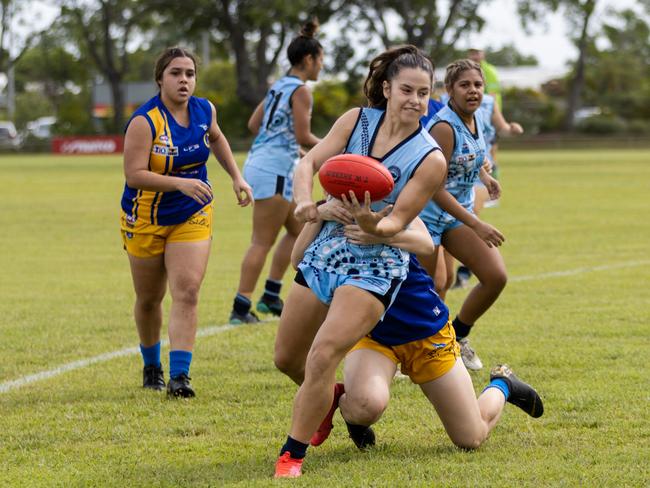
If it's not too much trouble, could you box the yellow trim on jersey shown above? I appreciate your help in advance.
[128,107,177,225]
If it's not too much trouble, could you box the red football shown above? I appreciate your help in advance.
[318,154,394,202]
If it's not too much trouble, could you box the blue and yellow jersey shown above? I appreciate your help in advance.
[370,255,449,346]
[121,94,213,226]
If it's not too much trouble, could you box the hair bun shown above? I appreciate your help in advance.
[300,18,320,38]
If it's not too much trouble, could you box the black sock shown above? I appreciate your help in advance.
[280,436,308,459]
[452,316,473,340]
[346,422,370,437]
[262,278,282,302]
[233,293,251,316]
[457,265,472,278]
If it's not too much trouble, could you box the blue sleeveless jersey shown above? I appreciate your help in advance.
[420,98,445,130]
[301,107,439,280]
[478,94,496,152]
[370,255,449,346]
[245,75,305,176]
[121,94,212,226]
[420,102,487,224]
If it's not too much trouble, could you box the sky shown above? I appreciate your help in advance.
[467,0,643,68]
[7,0,647,70]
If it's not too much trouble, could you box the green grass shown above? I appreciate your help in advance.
[0,150,649,486]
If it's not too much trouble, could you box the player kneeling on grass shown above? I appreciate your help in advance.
[274,198,543,477]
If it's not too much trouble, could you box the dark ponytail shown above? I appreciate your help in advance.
[287,18,323,66]
[363,45,434,109]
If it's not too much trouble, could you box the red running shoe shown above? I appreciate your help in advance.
[310,382,345,446]
[274,451,303,478]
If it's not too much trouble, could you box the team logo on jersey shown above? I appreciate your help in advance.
[159,134,169,143]
[387,166,401,184]
[183,143,200,153]
[461,143,470,154]
[152,144,178,156]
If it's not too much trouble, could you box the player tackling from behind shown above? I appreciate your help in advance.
[271,45,448,478]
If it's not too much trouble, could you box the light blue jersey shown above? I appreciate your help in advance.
[420,102,487,241]
[478,94,496,153]
[244,75,305,176]
[301,107,439,280]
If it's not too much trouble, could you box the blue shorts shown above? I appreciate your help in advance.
[243,164,293,202]
[295,265,403,310]
[424,218,464,246]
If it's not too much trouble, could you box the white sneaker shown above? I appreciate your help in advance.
[459,337,483,370]
[394,370,409,380]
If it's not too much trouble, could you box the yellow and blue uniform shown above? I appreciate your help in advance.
[120,94,214,257]
[349,256,460,383]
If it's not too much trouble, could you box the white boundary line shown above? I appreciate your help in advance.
[2,260,649,394]
[0,323,240,394]
[509,260,650,282]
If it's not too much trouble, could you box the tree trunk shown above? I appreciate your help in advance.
[109,73,124,133]
[565,0,596,130]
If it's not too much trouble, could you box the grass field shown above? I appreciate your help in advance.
[1,149,649,487]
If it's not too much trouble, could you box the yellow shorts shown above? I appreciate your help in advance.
[120,204,213,258]
[349,321,460,384]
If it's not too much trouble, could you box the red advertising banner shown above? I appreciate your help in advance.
[52,136,124,154]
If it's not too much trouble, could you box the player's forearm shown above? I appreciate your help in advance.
[125,169,184,193]
[293,159,315,204]
[385,229,434,256]
[291,220,323,269]
[211,136,242,181]
[433,190,480,228]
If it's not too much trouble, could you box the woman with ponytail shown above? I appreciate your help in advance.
[229,19,324,324]
[272,45,447,478]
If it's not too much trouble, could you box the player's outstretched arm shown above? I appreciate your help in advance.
[344,150,446,238]
[293,108,361,222]
[345,216,434,257]
[492,102,523,136]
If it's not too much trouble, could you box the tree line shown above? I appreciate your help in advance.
[1,0,649,142]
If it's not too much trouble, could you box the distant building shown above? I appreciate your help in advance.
[434,66,567,90]
[92,81,157,119]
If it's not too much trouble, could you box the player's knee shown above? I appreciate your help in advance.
[485,269,507,292]
[344,393,387,425]
[449,426,488,450]
[171,283,201,307]
[306,342,342,379]
[274,349,303,380]
[135,294,164,312]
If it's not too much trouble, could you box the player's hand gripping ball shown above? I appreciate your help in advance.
[318,154,394,202]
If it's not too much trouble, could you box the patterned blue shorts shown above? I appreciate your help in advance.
[296,265,403,310]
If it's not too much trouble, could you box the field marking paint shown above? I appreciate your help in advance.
[0,323,242,394]
[2,259,650,395]
[509,260,650,282]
